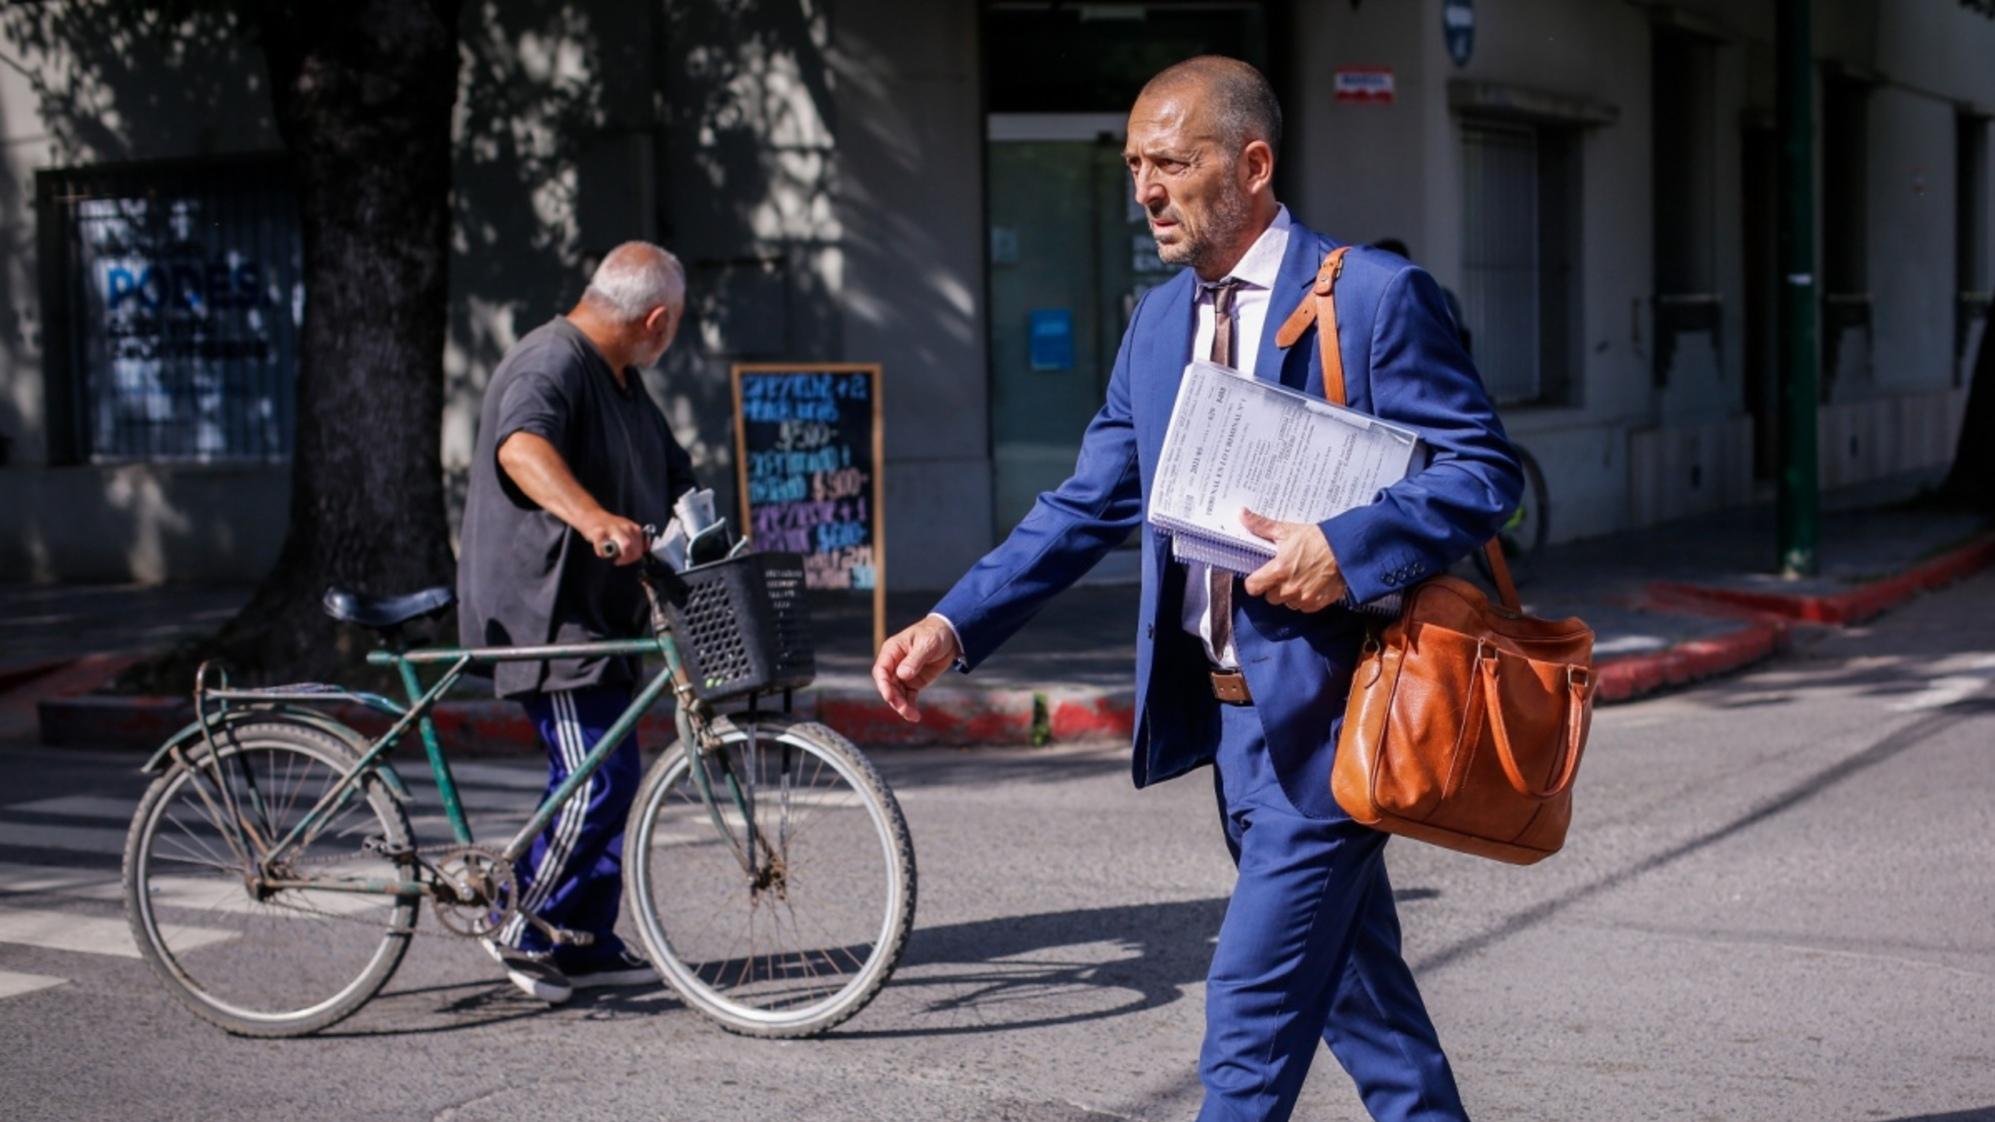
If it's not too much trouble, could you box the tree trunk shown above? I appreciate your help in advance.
[124,0,464,688]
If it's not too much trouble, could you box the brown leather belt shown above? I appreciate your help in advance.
[1209,669,1253,706]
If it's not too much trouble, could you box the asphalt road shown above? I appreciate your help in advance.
[2,571,1993,1121]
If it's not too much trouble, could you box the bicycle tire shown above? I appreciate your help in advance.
[623,717,916,1038]
[123,719,418,1037]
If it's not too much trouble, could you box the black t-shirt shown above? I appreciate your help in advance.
[456,317,697,698]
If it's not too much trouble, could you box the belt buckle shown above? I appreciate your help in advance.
[1209,669,1252,706]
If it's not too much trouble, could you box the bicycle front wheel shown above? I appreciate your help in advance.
[624,717,915,1037]
[123,720,418,1036]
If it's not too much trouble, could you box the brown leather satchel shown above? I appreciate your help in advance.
[1276,247,1597,865]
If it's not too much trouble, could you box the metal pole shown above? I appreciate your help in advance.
[1776,0,1820,577]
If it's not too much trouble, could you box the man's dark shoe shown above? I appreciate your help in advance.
[559,947,661,991]
[482,939,573,1004]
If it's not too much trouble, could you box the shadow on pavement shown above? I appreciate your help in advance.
[317,975,682,1039]
[830,885,1434,1040]
[1415,683,1990,976]
[833,896,1229,1039]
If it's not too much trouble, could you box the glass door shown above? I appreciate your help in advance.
[986,121,1169,532]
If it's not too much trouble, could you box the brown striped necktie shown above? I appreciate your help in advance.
[1205,278,1242,658]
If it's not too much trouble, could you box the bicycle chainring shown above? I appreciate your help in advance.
[428,845,518,938]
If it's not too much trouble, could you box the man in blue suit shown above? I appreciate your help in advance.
[872,56,1519,1122]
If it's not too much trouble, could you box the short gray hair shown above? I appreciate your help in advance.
[582,241,686,322]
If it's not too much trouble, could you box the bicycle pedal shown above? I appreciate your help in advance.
[525,914,595,947]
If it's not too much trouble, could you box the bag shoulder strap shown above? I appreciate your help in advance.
[1274,246,1521,611]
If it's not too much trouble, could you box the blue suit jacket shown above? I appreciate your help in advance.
[934,219,1522,817]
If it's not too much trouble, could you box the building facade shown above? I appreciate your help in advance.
[1,0,1990,587]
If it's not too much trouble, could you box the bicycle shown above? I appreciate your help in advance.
[120,547,916,1039]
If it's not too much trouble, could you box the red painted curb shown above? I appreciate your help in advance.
[1647,533,1995,626]
[0,658,76,695]
[1593,620,1786,704]
[815,688,1037,747]
[1046,688,1137,741]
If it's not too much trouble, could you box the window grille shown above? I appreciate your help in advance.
[39,157,302,463]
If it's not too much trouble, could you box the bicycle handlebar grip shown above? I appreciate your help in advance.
[596,524,660,561]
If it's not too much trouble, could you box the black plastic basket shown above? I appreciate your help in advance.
[664,551,816,702]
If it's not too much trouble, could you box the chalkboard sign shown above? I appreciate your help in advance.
[731,363,886,650]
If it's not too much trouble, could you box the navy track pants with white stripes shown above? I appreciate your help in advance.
[499,683,642,955]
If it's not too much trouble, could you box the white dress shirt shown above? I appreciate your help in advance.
[1182,206,1293,667]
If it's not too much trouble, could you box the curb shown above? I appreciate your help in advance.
[814,686,1137,748]
[0,657,76,695]
[1592,620,1788,704]
[1646,533,1995,626]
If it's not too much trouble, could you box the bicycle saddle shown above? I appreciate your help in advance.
[321,585,455,629]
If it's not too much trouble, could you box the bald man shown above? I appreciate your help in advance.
[457,241,698,1003]
[874,58,1519,1121]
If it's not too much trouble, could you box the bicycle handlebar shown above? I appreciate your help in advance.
[595,524,660,561]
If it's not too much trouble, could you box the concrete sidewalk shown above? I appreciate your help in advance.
[15,476,1994,750]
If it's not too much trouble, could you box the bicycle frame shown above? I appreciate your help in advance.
[190,587,769,907]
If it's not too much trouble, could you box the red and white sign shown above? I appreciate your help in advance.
[1333,66,1396,105]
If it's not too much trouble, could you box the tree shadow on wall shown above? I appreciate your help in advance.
[0,1,896,606]
[445,0,854,537]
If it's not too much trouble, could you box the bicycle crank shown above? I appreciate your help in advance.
[427,845,518,938]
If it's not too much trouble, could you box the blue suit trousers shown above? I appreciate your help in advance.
[1199,703,1469,1122]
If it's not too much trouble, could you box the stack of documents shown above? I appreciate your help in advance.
[1148,362,1423,575]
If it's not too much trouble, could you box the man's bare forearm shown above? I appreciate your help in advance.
[497,432,644,563]
[497,432,609,529]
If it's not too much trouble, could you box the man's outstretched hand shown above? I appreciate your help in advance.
[1241,508,1346,613]
[872,616,963,722]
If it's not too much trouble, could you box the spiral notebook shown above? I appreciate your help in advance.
[1149,362,1423,575]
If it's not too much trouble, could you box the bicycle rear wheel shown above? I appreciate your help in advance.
[623,717,915,1037]
[123,720,418,1036]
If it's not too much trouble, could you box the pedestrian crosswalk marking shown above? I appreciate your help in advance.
[0,862,400,919]
[0,821,129,855]
[5,795,143,819]
[0,861,113,895]
[0,905,233,959]
[0,758,554,1004]
[0,969,66,999]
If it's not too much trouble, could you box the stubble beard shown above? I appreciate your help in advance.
[1154,186,1254,276]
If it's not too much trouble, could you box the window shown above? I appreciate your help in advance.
[1460,121,1581,405]
[1652,30,1718,295]
[1651,29,1723,386]
[38,158,303,463]
[1960,113,1991,384]
[1820,74,1870,396]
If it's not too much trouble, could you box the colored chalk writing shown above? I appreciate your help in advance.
[734,366,883,594]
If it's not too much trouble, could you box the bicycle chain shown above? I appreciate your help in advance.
[221,840,509,943]
[214,839,604,947]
